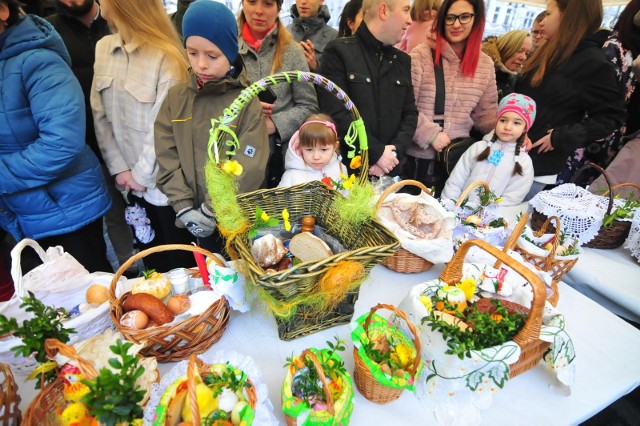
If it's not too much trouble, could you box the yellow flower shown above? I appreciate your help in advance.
[456,278,477,301]
[340,173,348,180]
[221,160,243,176]
[282,209,291,231]
[390,343,413,369]
[343,179,354,190]
[494,197,503,204]
[260,211,270,222]
[419,295,433,312]
[350,155,362,169]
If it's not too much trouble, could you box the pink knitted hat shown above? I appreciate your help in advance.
[497,93,537,131]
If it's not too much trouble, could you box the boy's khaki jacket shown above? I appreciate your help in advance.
[155,69,269,214]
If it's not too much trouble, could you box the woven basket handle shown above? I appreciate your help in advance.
[439,240,546,348]
[604,183,640,200]
[532,216,561,268]
[187,354,201,426]
[44,338,97,380]
[375,180,431,210]
[500,212,529,256]
[573,162,615,215]
[455,181,491,207]
[108,244,224,301]
[363,303,422,375]
[0,363,18,411]
[299,349,336,416]
[9,239,49,299]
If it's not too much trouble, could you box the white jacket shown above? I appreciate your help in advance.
[441,135,534,206]
[278,130,345,187]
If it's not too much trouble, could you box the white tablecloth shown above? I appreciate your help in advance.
[13,264,640,425]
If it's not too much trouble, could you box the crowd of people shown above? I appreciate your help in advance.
[1,0,637,297]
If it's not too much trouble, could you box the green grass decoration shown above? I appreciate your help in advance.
[333,180,376,227]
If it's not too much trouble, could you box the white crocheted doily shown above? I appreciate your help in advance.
[625,209,640,262]
[528,184,631,244]
[142,350,278,425]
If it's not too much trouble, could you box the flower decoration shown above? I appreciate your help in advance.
[221,160,243,176]
[349,155,362,169]
[321,176,334,189]
[282,209,291,232]
[248,206,280,239]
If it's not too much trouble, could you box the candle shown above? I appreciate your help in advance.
[193,250,211,289]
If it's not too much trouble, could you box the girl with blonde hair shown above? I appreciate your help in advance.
[398,0,441,53]
[237,0,318,188]
[482,30,532,100]
[91,0,194,271]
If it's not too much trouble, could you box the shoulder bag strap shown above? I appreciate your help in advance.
[432,49,445,117]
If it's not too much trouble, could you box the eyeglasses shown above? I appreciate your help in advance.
[444,13,474,26]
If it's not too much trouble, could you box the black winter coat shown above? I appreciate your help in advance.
[47,8,110,162]
[317,23,418,175]
[516,34,626,176]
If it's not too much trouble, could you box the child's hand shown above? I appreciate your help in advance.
[260,102,275,117]
[300,40,318,71]
[128,176,146,192]
[115,170,132,191]
[431,132,451,152]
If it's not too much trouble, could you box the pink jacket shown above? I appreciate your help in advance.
[408,42,498,160]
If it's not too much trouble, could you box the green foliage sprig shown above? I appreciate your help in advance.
[603,195,640,227]
[248,207,280,239]
[81,340,145,426]
[423,299,526,360]
[0,291,73,388]
[203,363,251,397]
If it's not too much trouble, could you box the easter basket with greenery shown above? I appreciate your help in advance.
[282,338,355,426]
[351,304,422,404]
[203,71,398,341]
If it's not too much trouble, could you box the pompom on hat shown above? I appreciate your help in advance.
[497,93,537,131]
[182,0,238,63]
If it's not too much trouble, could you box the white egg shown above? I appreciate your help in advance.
[217,387,238,412]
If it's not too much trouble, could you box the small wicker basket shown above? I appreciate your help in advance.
[353,303,421,404]
[513,215,578,306]
[376,180,435,273]
[439,239,549,379]
[531,162,639,249]
[0,363,21,425]
[109,244,231,362]
[283,349,336,426]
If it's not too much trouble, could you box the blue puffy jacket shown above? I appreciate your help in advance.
[0,15,111,240]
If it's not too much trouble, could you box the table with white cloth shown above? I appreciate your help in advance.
[12,262,640,425]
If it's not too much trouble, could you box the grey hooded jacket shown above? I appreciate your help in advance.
[288,4,338,67]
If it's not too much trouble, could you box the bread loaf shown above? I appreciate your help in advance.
[250,234,288,267]
[123,293,175,325]
[289,232,333,262]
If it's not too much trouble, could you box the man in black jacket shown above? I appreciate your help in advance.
[48,1,137,275]
[317,0,417,177]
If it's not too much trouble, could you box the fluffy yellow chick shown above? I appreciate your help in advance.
[181,383,218,422]
[59,402,92,426]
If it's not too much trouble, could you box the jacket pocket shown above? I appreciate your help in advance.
[93,75,114,122]
[347,72,373,85]
[123,80,156,132]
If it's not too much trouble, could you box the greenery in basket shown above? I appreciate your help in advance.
[520,228,581,256]
[423,298,526,360]
[364,333,414,377]
[0,291,73,388]
[284,336,347,407]
[458,187,506,229]
[81,340,145,425]
[203,363,252,397]
[602,195,640,227]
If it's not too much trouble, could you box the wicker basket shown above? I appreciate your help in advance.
[223,72,398,340]
[0,363,21,425]
[513,215,578,307]
[282,349,353,426]
[376,180,435,273]
[109,244,231,362]
[440,239,549,379]
[531,162,639,249]
[352,303,421,404]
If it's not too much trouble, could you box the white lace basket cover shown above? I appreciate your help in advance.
[142,350,278,425]
[397,263,575,426]
[625,209,640,262]
[528,184,632,244]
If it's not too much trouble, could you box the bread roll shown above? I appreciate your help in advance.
[123,293,175,325]
[251,234,288,268]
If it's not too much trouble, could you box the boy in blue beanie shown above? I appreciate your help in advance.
[154,0,269,253]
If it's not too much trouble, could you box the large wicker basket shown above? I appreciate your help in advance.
[223,72,399,340]
[352,303,421,404]
[531,162,638,249]
[0,363,21,425]
[376,180,435,273]
[513,215,578,307]
[109,244,231,362]
[439,239,550,379]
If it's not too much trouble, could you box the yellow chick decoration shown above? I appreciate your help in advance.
[59,402,92,426]
[60,364,91,402]
[181,382,218,422]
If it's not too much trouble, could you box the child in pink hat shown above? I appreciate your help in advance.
[441,93,536,206]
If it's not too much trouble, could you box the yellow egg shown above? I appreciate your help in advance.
[86,284,109,304]
[167,295,191,315]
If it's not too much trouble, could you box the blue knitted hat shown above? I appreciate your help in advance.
[182,0,238,63]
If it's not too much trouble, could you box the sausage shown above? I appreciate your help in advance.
[122,293,175,325]
[475,298,530,316]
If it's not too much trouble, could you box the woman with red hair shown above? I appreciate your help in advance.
[405,0,497,193]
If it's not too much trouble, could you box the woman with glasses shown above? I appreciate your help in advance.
[516,0,626,194]
[404,0,497,193]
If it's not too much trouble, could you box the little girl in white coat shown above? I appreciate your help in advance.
[441,93,536,206]
[278,114,346,187]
